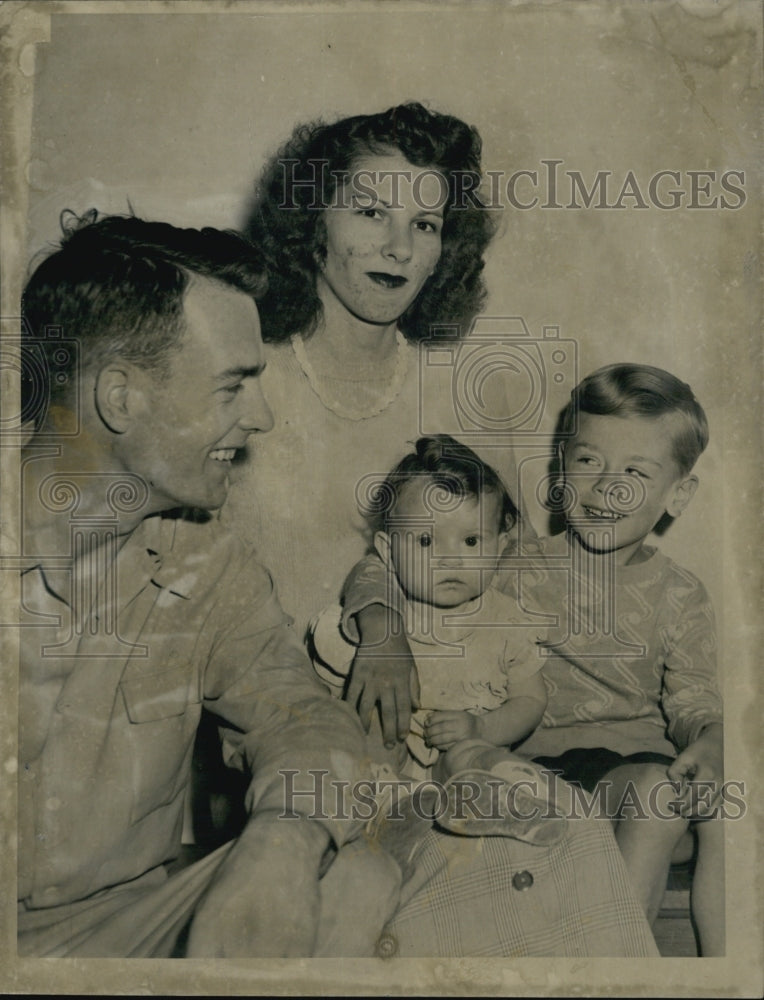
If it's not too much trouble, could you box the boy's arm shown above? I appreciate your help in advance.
[667,722,724,818]
[425,672,548,751]
[340,553,417,745]
[661,577,724,816]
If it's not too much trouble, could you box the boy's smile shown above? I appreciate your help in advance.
[563,411,698,566]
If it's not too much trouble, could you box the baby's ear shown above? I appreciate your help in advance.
[666,474,698,518]
[373,530,393,566]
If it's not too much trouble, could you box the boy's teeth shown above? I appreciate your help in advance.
[584,506,621,520]
[210,449,236,462]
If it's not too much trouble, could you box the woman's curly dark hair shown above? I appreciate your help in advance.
[245,102,499,344]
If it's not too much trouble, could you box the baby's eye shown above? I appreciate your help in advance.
[464,536,479,548]
[417,533,432,548]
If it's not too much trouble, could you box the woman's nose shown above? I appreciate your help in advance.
[382,221,413,263]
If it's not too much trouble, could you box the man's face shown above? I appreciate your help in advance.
[125,277,273,512]
[563,411,696,566]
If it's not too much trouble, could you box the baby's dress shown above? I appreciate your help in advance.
[311,585,546,780]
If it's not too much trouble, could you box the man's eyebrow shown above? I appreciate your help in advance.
[214,364,266,381]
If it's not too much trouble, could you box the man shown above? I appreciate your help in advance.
[15,213,393,957]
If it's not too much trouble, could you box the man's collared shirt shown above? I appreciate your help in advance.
[18,511,365,909]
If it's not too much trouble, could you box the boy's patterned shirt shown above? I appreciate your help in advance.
[499,532,723,758]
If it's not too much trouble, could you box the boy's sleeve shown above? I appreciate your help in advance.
[493,591,548,689]
[661,574,723,751]
[202,554,368,850]
[339,552,406,643]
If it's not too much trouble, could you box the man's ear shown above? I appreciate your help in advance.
[93,364,144,434]
[666,474,698,518]
[373,530,393,567]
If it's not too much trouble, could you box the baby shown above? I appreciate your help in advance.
[311,434,548,782]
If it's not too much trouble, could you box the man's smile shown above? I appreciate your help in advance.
[209,448,237,462]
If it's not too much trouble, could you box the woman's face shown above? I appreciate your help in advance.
[317,151,447,327]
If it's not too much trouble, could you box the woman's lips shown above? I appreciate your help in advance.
[367,272,408,288]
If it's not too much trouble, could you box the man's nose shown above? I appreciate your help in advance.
[382,220,413,263]
[239,384,274,434]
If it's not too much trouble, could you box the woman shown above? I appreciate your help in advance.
[217,103,659,958]
[223,102,504,742]
[226,102,498,617]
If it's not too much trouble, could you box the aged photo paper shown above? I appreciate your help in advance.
[0,0,761,995]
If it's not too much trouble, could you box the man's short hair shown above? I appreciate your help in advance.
[558,363,709,475]
[21,211,267,425]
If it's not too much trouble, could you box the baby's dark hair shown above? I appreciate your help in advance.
[366,434,518,533]
[558,363,709,475]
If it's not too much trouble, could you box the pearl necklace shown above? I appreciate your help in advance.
[291,330,410,421]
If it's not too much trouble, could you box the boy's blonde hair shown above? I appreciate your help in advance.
[559,363,709,475]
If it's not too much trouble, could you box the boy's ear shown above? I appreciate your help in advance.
[666,474,698,518]
[94,364,147,434]
[373,530,393,567]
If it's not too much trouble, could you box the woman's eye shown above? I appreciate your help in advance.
[414,219,440,234]
[417,534,432,548]
[357,207,383,220]
[464,536,479,548]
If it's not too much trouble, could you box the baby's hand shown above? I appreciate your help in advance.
[667,722,723,819]
[424,710,481,750]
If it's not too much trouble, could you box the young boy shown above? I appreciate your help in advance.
[311,435,549,782]
[340,365,725,956]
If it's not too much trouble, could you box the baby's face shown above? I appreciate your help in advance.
[383,479,509,607]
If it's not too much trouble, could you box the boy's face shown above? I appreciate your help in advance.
[376,478,509,607]
[562,411,698,566]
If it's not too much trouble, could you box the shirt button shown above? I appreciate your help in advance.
[512,870,534,891]
[375,931,398,958]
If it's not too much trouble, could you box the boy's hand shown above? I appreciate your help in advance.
[345,605,419,745]
[667,722,724,818]
[424,710,482,750]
